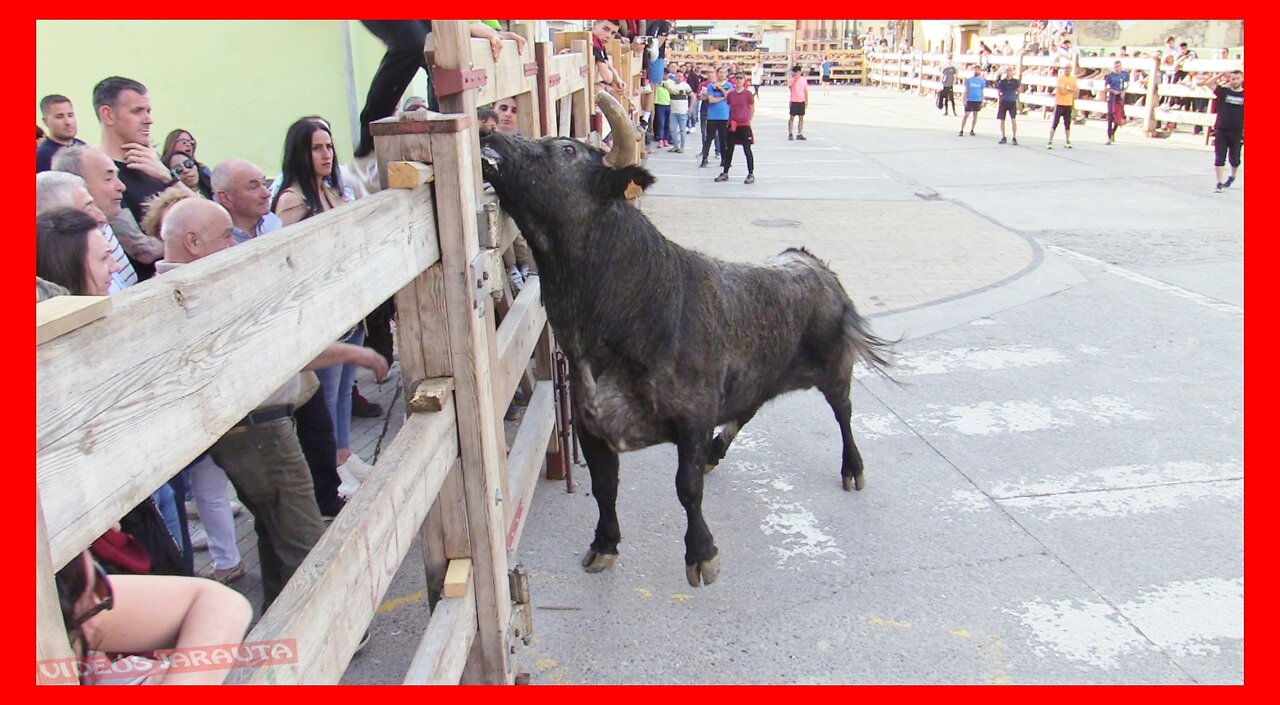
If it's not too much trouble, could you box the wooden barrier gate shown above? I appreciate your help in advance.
[36,20,589,685]
[867,50,1243,139]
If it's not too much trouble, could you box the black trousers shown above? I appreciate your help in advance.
[1214,129,1243,168]
[356,20,439,157]
[701,119,728,164]
[293,389,344,515]
[723,125,754,174]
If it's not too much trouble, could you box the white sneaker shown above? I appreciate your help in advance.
[337,455,374,499]
[509,266,525,292]
[347,153,381,196]
[229,500,245,517]
[188,523,209,551]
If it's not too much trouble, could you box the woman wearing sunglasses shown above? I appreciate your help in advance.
[163,149,213,199]
[55,550,252,684]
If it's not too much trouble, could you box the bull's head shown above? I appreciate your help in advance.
[479,91,655,240]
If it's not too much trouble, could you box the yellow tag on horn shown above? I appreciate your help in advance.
[624,180,644,200]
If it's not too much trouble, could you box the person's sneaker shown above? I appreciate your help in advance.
[969,130,975,136]
[188,523,209,551]
[999,137,1007,144]
[788,133,794,140]
[1065,141,1073,149]
[508,266,525,292]
[229,500,245,517]
[185,499,199,517]
[337,455,374,499]
[1215,183,1224,193]
[351,385,383,418]
[1011,138,1018,145]
[208,562,246,584]
[958,131,964,137]
[348,152,381,196]
[699,159,708,168]
[744,174,755,184]
[1224,176,1236,188]
[320,498,346,522]
[1046,141,1054,149]
[714,172,729,182]
[796,134,807,140]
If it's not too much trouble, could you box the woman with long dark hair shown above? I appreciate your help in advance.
[36,207,119,296]
[270,117,371,497]
[161,128,214,195]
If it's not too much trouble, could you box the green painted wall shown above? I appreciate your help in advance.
[36,20,430,174]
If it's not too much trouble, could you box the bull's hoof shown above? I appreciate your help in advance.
[581,549,618,573]
[704,463,717,475]
[685,555,721,587]
[842,473,866,492]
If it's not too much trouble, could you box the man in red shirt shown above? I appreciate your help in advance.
[716,72,756,184]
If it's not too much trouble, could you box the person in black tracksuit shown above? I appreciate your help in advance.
[1207,70,1243,193]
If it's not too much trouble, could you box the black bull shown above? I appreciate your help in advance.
[478,95,891,587]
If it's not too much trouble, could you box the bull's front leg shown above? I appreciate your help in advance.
[676,421,720,586]
[577,422,622,573]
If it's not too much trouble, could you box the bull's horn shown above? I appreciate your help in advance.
[596,90,637,169]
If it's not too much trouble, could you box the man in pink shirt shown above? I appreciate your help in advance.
[788,64,809,140]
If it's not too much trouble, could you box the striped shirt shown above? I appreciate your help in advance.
[101,224,139,292]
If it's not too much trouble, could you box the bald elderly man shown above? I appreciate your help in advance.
[211,158,282,243]
[156,199,390,608]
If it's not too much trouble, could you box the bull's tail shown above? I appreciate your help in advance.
[842,303,897,382]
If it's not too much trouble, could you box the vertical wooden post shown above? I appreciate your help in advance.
[431,20,513,684]
[36,493,76,685]
[571,39,593,141]
[1143,56,1160,134]
[535,42,556,137]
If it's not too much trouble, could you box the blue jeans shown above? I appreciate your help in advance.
[654,105,670,142]
[668,111,687,149]
[316,326,365,451]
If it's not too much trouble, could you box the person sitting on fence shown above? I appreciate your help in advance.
[36,206,120,297]
[157,197,389,608]
[36,171,136,291]
[53,145,157,283]
[53,549,252,684]
[592,19,628,92]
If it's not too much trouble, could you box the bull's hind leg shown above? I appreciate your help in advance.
[705,407,759,474]
[821,379,866,492]
[676,421,721,586]
[577,423,621,573]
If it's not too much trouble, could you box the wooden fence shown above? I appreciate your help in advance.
[36,20,588,686]
[666,50,866,85]
[866,50,1243,138]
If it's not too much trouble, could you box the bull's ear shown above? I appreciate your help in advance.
[592,165,656,201]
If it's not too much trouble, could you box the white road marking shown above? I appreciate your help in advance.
[1000,480,1242,520]
[1045,245,1243,318]
[854,345,1067,377]
[647,173,889,180]
[732,457,845,566]
[1010,577,1243,668]
[989,459,1242,498]
[931,395,1152,436]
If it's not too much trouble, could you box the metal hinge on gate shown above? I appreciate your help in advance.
[432,66,488,96]
[477,200,501,248]
[469,248,504,317]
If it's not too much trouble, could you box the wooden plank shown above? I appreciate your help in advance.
[504,381,556,556]
[427,27,514,680]
[535,42,556,137]
[470,37,539,106]
[570,39,593,140]
[387,161,435,189]
[493,276,547,414]
[229,400,460,684]
[443,558,473,598]
[403,575,476,685]
[37,187,441,570]
[36,296,111,346]
[35,493,76,685]
[408,376,455,413]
